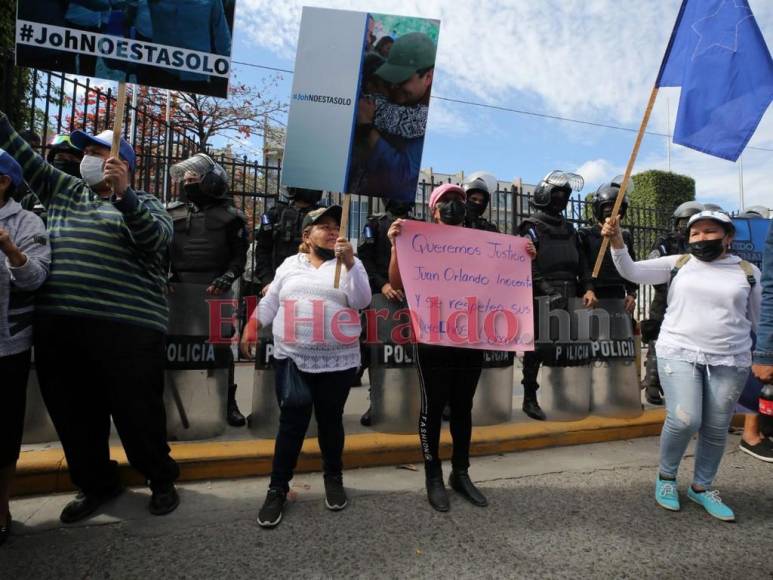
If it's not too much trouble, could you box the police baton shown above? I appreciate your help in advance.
[333,193,351,288]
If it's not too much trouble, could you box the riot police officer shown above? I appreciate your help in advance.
[357,198,414,425]
[578,179,638,311]
[167,153,249,427]
[253,187,323,295]
[517,170,586,420]
[463,176,499,233]
[640,200,704,405]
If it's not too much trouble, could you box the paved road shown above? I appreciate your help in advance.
[3,435,772,579]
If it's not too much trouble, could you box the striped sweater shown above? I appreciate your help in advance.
[0,114,172,332]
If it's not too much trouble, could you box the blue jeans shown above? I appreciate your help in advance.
[657,358,749,488]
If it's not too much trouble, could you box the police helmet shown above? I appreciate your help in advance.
[46,134,83,163]
[672,200,704,221]
[463,177,491,211]
[532,170,584,210]
[385,198,414,216]
[170,153,229,198]
[287,187,323,205]
[591,177,631,222]
[701,202,724,212]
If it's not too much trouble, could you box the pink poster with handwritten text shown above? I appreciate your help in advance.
[395,221,534,351]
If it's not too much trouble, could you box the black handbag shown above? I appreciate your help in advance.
[275,358,312,408]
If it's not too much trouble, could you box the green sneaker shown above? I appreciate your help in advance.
[687,487,735,522]
[655,476,680,511]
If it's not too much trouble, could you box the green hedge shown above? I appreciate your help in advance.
[630,170,695,217]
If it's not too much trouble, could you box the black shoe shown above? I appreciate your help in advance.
[425,475,450,512]
[739,439,773,463]
[644,384,664,406]
[149,483,180,516]
[522,398,546,421]
[0,514,10,547]
[227,385,246,427]
[449,471,488,507]
[360,407,372,427]
[257,489,286,528]
[324,475,348,511]
[60,486,124,524]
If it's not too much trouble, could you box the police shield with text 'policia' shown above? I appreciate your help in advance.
[639,200,704,405]
[463,171,499,233]
[578,177,638,311]
[517,170,587,421]
[167,153,249,427]
[357,198,415,425]
[252,187,323,296]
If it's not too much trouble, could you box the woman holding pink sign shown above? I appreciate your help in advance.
[387,183,536,512]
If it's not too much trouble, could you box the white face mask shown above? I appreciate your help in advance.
[79,155,105,186]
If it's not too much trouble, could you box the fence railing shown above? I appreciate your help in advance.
[3,59,672,323]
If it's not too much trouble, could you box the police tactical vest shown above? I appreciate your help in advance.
[271,203,308,270]
[524,214,581,282]
[170,204,240,284]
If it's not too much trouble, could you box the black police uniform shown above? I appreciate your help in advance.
[639,231,688,402]
[465,212,499,233]
[167,198,249,426]
[253,200,320,290]
[578,225,637,299]
[518,211,588,419]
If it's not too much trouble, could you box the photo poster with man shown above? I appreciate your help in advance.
[394,220,535,352]
[282,7,440,202]
[15,0,236,98]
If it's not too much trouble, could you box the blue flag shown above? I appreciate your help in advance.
[657,0,773,161]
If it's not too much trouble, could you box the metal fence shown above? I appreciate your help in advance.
[3,60,672,321]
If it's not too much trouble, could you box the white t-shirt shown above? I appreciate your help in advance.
[611,247,761,365]
[255,253,372,373]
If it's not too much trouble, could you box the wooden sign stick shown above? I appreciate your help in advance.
[110,81,128,195]
[334,193,352,289]
[591,85,659,278]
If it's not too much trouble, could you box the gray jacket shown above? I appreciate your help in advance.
[0,199,50,357]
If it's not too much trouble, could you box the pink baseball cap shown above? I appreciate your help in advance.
[428,183,466,211]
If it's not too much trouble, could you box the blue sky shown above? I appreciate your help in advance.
[224,0,773,211]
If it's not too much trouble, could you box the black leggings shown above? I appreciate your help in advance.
[414,343,483,476]
[0,350,31,468]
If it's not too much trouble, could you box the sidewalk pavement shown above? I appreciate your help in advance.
[3,433,771,579]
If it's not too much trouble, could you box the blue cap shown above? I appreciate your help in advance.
[70,129,136,171]
[0,149,23,187]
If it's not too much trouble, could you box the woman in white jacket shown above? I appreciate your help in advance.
[0,151,50,546]
[602,210,761,522]
[241,205,372,528]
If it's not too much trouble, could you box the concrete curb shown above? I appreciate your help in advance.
[12,409,687,497]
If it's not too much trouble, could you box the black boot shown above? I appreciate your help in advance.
[644,384,664,406]
[449,470,488,507]
[522,389,546,421]
[227,384,246,427]
[360,406,372,427]
[425,471,450,512]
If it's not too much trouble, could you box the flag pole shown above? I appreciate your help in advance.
[334,193,351,288]
[591,0,688,278]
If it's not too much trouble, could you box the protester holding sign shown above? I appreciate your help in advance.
[603,210,761,522]
[0,151,50,547]
[387,183,536,513]
[0,113,180,523]
[241,205,372,529]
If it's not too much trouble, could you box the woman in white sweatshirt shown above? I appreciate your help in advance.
[241,205,372,529]
[603,210,761,522]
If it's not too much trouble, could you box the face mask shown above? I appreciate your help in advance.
[466,200,485,219]
[438,199,466,225]
[53,158,81,178]
[688,238,725,262]
[184,182,211,206]
[79,155,105,186]
[313,244,336,261]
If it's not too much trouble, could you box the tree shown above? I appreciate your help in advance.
[0,3,31,129]
[140,75,287,150]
